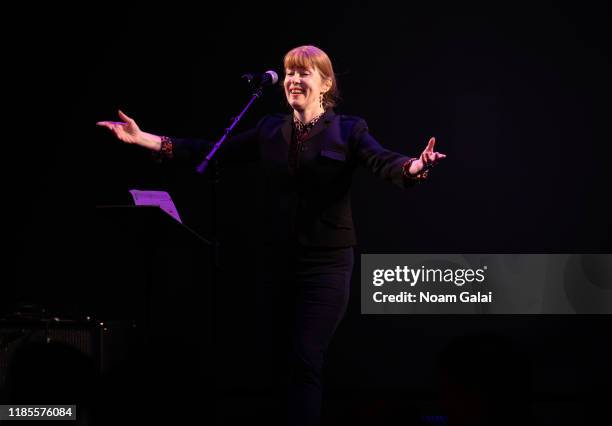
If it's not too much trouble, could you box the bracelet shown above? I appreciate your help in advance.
[159,136,174,160]
[402,158,430,182]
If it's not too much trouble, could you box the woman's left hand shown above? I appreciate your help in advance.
[408,137,447,175]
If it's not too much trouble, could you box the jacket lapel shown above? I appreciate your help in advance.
[306,110,335,141]
[280,110,337,145]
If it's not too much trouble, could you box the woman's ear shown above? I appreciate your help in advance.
[324,78,332,93]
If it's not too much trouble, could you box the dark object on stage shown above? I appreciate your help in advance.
[93,205,213,329]
[0,317,136,390]
[92,206,215,380]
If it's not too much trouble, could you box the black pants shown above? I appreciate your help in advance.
[255,243,354,426]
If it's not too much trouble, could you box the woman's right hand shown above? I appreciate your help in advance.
[96,110,161,151]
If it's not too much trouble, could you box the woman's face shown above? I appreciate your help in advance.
[284,65,331,112]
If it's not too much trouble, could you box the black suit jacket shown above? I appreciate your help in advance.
[172,110,414,247]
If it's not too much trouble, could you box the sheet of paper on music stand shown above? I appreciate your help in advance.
[129,190,182,223]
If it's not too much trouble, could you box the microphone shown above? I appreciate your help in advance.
[241,70,279,87]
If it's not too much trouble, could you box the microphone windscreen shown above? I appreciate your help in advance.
[265,70,279,85]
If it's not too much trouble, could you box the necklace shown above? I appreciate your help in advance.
[293,111,325,136]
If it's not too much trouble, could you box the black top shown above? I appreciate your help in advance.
[170,110,416,247]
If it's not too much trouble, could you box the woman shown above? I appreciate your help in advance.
[97,45,446,425]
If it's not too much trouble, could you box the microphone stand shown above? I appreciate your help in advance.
[194,83,267,266]
[195,86,264,174]
[193,85,267,379]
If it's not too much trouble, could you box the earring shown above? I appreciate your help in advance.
[319,92,324,109]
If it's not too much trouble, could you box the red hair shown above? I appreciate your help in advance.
[283,45,339,108]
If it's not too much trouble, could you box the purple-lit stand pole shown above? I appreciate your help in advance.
[194,71,277,271]
[195,87,263,174]
[195,69,278,173]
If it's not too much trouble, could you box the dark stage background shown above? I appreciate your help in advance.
[4,2,611,424]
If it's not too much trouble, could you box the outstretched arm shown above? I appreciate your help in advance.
[96,110,162,151]
[351,119,446,187]
[97,110,261,166]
